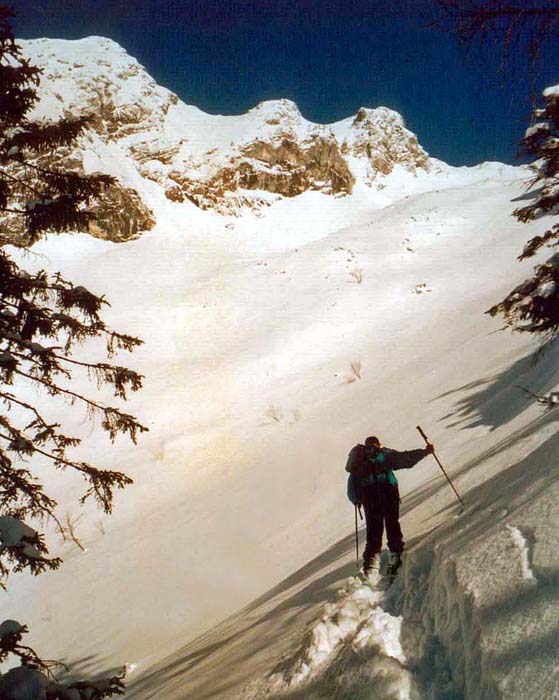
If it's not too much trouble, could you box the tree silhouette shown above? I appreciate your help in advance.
[0,6,146,697]
[435,1,559,79]
[487,84,559,351]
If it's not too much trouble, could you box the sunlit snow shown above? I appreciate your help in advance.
[1,35,558,700]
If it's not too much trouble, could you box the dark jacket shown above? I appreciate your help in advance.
[346,445,428,504]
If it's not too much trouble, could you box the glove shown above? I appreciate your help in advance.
[425,442,435,454]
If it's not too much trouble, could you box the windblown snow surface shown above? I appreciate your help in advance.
[2,37,559,700]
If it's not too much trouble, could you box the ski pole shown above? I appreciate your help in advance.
[416,425,465,508]
[354,505,359,569]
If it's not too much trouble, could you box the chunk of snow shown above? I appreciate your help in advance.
[0,352,16,365]
[21,542,42,560]
[352,609,406,661]
[4,127,28,138]
[0,517,37,548]
[58,689,80,700]
[543,84,559,98]
[524,122,549,140]
[24,198,56,211]
[27,342,48,355]
[506,525,537,583]
[535,280,556,298]
[0,620,26,636]
[0,666,51,700]
[277,576,406,687]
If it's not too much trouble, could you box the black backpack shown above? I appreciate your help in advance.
[345,444,389,479]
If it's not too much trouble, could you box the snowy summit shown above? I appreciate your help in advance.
[18,36,437,221]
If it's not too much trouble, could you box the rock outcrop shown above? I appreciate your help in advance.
[17,37,432,227]
[87,182,156,242]
[342,107,429,175]
[0,143,155,247]
[164,131,355,212]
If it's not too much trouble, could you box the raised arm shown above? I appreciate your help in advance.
[386,444,433,471]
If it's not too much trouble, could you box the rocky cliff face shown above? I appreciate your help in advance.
[164,127,355,212]
[18,37,432,232]
[340,107,429,175]
[0,145,155,247]
[87,182,156,242]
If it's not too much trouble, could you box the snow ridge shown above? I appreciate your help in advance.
[506,525,537,583]
[18,37,433,218]
[397,545,481,699]
[243,575,417,700]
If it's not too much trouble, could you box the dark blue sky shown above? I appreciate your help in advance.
[10,0,558,166]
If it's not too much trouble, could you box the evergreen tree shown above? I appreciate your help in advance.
[487,85,559,347]
[435,0,559,76]
[0,7,146,697]
[435,1,559,353]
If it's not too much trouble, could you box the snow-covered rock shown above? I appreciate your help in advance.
[0,517,38,551]
[0,666,52,700]
[333,106,429,179]
[17,37,433,222]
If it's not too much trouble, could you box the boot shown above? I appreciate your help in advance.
[362,552,380,577]
[387,551,402,578]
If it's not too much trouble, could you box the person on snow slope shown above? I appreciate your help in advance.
[346,435,434,577]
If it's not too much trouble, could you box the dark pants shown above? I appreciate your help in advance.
[361,483,404,567]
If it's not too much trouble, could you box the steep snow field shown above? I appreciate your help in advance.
[2,36,559,700]
[6,165,559,700]
[149,405,559,700]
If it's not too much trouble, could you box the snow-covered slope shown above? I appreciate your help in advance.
[128,414,559,700]
[2,35,558,700]
[134,393,559,700]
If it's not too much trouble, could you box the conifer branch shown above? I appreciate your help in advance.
[0,8,140,695]
[12,368,147,439]
[0,168,45,198]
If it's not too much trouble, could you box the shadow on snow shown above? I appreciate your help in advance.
[432,343,559,431]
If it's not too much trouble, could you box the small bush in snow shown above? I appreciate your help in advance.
[265,405,283,423]
[350,359,362,380]
[343,360,363,383]
[349,269,364,284]
[60,513,86,552]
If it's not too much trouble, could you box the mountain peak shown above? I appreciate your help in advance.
[18,37,433,223]
[329,105,430,176]
[352,106,404,127]
[250,98,302,116]
[22,35,135,69]
[248,99,306,132]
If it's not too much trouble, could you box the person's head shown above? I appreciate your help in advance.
[365,436,381,451]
